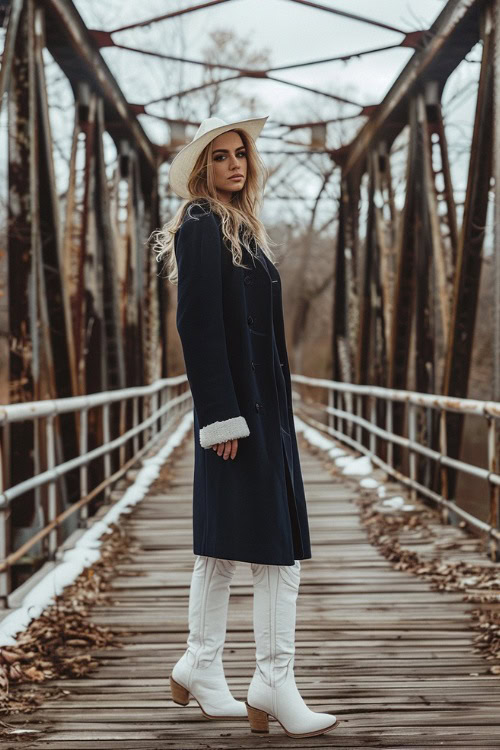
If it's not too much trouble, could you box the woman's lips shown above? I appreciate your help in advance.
[229,175,244,180]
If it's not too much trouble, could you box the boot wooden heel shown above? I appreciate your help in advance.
[170,675,190,705]
[246,702,269,733]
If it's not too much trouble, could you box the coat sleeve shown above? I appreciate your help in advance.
[175,209,250,449]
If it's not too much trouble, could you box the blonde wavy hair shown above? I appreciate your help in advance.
[149,128,277,284]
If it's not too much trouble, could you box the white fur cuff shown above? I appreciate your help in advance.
[199,416,250,449]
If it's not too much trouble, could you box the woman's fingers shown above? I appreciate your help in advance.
[211,439,238,459]
[230,439,238,459]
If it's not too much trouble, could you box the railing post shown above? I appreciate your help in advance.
[386,399,393,475]
[132,397,139,456]
[157,387,163,435]
[355,394,362,444]
[102,404,111,502]
[327,387,334,433]
[151,390,159,442]
[408,403,417,502]
[487,415,499,561]
[346,391,353,439]
[80,408,89,523]
[165,385,171,431]
[46,415,58,556]
[369,396,376,455]
[439,408,449,526]
[119,400,126,467]
[0,427,10,602]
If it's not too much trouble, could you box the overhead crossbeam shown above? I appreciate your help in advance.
[340,0,483,173]
[285,0,413,35]
[106,0,236,34]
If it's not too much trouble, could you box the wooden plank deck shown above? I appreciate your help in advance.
[6,430,500,748]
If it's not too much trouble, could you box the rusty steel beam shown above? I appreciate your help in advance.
[414,96,436,400]
[388,100,419,395]
[442,5,495,494]
[353,149,390,454]
[341,0,484,175]
[43,0,157,171]
[106,0,235,34]
[150,71,368,110]
[95,98,126,392]
[332,173,361,388]
[0,1,24,410]
[7,0,37,532]
[286,0,411,35]
[34,5,79,507]
[373,142,397,351]
[0,0,22,112]
[434,104,459,267]
[34,9,78,402]
[266,75,369,108]
[495,0,500,405]
[271,43,420,69]
[94,41,416,75]
[421,86,454,341]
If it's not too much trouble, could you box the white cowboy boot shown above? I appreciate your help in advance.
[170,555,247,719]
[246,560,339,737]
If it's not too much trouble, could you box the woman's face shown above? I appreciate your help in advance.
[210,130,247,203]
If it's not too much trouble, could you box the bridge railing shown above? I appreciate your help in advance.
[291,375,500,559]
[0,377,192,603]
[2,372,498,605]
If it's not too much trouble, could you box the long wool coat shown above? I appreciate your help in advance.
[174,200,312,565]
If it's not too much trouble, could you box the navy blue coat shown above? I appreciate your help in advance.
[174,201,311,565]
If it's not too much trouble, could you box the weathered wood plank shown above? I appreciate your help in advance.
[9,433,500,748]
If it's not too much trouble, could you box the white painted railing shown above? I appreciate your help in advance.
[291,375,500,559]
[1,372,498,604]
[0,376,192,602]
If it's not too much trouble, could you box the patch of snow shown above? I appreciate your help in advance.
[377,485,387,498]
[342,455,373,476]
[360,477,379,489]
[328,447,346,458]
[335,455,355,467]
[293,416,338,452]
[381,496,405,509]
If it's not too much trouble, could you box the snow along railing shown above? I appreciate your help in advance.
[0,376,192,603]
[290,375,500,560]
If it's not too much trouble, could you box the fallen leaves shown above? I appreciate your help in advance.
[0,522,137,719]
[322,444,500,678]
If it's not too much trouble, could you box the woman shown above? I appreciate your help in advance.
[152,115,338,738]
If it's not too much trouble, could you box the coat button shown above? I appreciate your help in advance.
[244,275,252,285]
[247,315,254,325]
[251,361,256,371]
[255,402,260,412]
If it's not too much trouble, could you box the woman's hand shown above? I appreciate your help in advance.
[212,439,238,460]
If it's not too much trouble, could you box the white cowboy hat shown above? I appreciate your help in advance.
[168,115,269,199]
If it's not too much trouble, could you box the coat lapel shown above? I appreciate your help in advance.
[251,239,273,279]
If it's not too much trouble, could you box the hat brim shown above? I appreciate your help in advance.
[168,115,269,200]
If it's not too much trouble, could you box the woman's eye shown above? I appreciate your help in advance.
[215,153,246,161]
